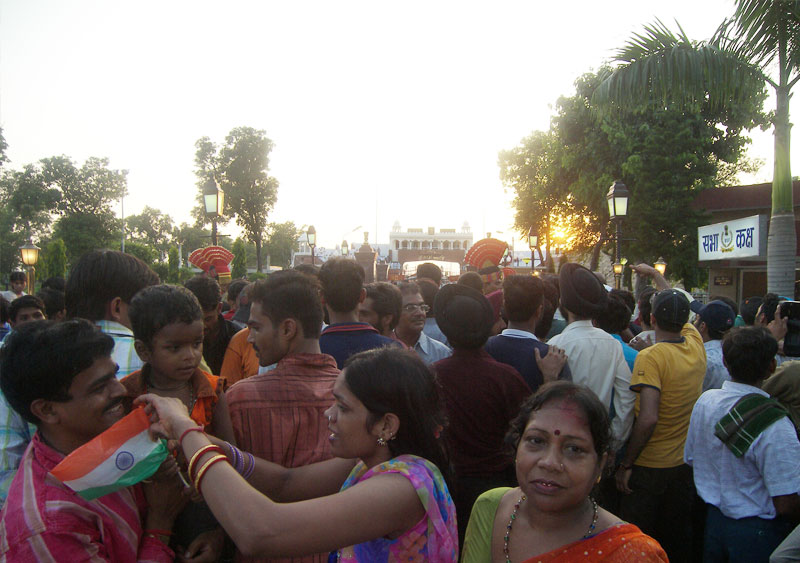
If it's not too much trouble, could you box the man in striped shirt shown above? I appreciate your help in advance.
[0,319,185,561]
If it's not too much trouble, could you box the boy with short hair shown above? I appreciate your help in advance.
[184,276,239,375]
[8,295,46,327]
[0,271,26,303]
[122,284,234,442]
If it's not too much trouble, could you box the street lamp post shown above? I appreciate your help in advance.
[19,240,41,295]
[654,257,667,276]
[341,239,349,256]
[607,181,629,289]
[527,227,539,273]
[307,225,317,265]
[203,178,225,246]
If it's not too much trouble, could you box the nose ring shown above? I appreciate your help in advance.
[560,463,565,470]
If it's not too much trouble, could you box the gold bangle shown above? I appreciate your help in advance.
[187,444,223,480]
[193,454,228,494]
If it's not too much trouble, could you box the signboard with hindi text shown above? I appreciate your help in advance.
[698,215,767,262]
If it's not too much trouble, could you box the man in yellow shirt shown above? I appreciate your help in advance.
[615,285,706,562]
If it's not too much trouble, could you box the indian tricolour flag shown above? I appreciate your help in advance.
[50,407,169,500]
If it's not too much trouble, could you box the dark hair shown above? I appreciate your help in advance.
[249,270,323,338]
[41,277,66,291]
[183,276,222,312]
[129,285,203,347]
[8,295,46,323]
[365,282,402,331]
[710,295,738,316]
[0,296,8,324]
[36,288,65,320]
[594,294,631,335]
[638,287,657,328]
[293,263,320,277]
[226,279,248,304]
[397,281,420,297]
[506,381,611,459]
[318,258,365,313]
[457,272,484,293]
[344,347,451,483]
[9,271,25,283]
[760,293,783,323]
[534,278,560,340]
[722,326,778,384]
[416,263,442,286]
[503,275,544,323]
[0,319,114,424]
[609,289,635,317]
[417,279,438,317]
[65,250,159,321]
[740,296,763,325]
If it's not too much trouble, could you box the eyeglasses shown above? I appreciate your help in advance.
[403,303,430,313]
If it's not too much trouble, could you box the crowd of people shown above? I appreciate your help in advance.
[0,249,798,562]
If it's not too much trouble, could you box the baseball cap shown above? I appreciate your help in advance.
[652,289,690,327]
[690,300,735,334]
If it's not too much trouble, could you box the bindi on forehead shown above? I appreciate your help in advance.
[554,429,560,435]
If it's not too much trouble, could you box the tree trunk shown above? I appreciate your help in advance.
[255,235,263,272]
[768,24,797,297]
[589,235,605,271]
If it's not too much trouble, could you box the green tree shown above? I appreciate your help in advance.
[42,239,67,279]
[264,221,299,270]
[122,240,158,266]
[231,238,248,279]
[54,213,120,263]
[174,222,211,262]
[0,128,9,169]
[594,3,798,295]
[126,206,176,255]
[503,68,766,285]
[194,127,279,272]
[167,247,180,283]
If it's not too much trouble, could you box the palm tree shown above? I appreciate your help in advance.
[594,1,800,296]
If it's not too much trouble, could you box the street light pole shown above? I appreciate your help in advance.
[203,178,224,246]
[19,240,41,295]
[307,225,317,265]
[607,181,629,290]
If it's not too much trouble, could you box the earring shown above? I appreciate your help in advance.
[377,436,387,446]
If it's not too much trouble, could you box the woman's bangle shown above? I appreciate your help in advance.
[243,452,255,480]
[179,426,205,447]
[187,444,224,480]
[225,441,243,473]
[194,454,228,495]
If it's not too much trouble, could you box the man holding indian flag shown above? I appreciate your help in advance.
[0,319,187,561]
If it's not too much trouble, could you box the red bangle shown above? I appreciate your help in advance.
[195,455,228,495]
[144,528,173,537]
[179,426,205,447]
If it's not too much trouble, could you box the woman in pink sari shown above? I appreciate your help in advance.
[462,381,667,562]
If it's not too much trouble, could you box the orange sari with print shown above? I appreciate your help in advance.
[521,523,668,562]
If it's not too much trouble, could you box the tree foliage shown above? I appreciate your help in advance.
[593,3,800,295]
[503,68,767,286]
[264,221,299,270]
[231,238,248,279]
[42,239,67,280]
[193,127,279,272]
[126,206,175,255]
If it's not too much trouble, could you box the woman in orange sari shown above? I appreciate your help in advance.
[462,381,667,562]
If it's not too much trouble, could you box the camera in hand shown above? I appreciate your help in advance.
[779,301,800,357]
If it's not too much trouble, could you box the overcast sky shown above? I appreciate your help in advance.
[0,0,785,250]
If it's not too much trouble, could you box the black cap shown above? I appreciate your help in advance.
[690,300,735,334]
[652,289,690,327]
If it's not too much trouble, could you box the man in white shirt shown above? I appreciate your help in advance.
[394,282,451,365]
[0,272,26,303]
[548,263,634,449]
[691,300,736,391]
[685,326,800,561]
